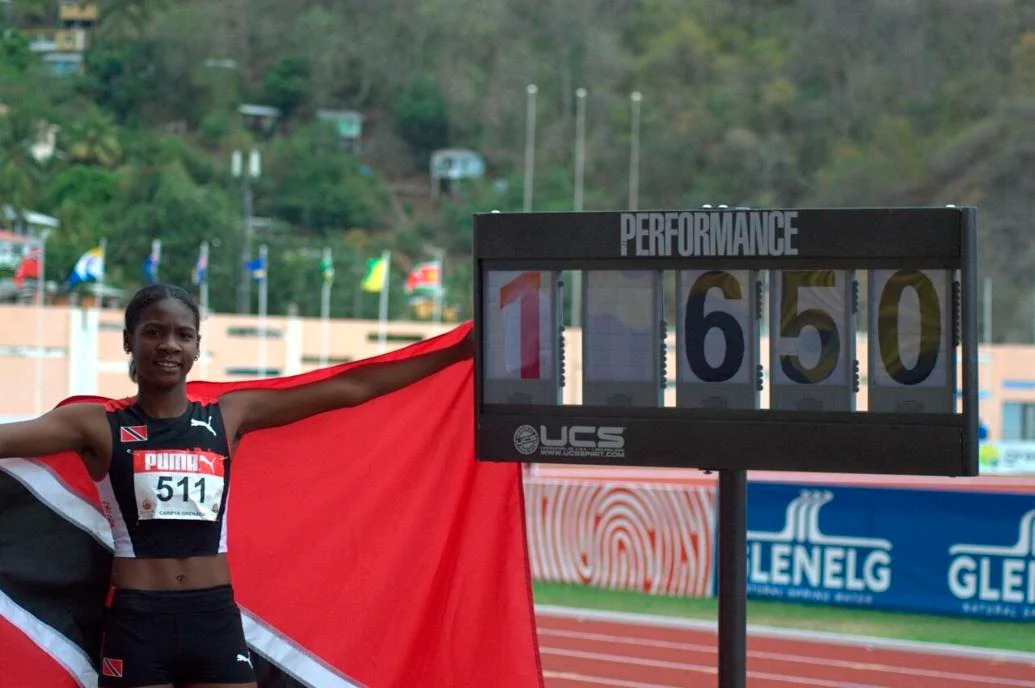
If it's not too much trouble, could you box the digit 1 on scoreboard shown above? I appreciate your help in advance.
[675,269,761,410]
[867,269,956,413]
[768,269,857,412]
[482,270,562,405]
[581,270,664,407]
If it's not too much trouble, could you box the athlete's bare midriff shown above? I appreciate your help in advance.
[112,554,231,591]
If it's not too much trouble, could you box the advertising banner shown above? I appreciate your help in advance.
[746,482,1035,620]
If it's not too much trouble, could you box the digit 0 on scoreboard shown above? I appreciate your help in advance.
[867,269,956,413]
[676,269,760,409]
[769,269,856,411]
[581,270,664,407]
[482,270,562,404]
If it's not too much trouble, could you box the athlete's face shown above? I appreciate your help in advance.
[125,298,200,388]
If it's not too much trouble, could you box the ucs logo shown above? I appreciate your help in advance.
[512,425,625,458]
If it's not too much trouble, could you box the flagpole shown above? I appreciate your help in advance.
[320,246,332,367]
[151,238,162,283]
[199,241,210,318]
[432,248,444,325]
[258,243,268,377]
[97,238,107,309]
[33,230,51,416]
[377,249,390,352]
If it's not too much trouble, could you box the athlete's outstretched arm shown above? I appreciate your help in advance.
[220,332,473,437]
[0,404,108,462]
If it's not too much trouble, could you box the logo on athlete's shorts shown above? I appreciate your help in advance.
[513,425,539,455]
[101,657,124,678]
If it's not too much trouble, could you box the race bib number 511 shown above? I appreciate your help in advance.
[133,449,225,521]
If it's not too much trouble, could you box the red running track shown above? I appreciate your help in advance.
[536,606,1035,688]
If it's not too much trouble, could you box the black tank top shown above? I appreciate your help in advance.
[96,400,233,558]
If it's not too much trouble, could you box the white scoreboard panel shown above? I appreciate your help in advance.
[675,269,761,410]
[481,269,562,405]
[474,208,978,476]
[581,270,664,407]
[769,269,856,411]
[867,269,956,413]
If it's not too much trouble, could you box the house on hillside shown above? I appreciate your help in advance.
[430,148,486,198]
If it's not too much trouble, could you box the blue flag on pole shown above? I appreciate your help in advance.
[67,246,105,288]
[142,240,161,284]
[246,256,266,282]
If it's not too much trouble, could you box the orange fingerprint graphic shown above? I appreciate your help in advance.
[525,479,716,597]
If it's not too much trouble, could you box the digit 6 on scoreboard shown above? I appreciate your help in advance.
[481,270,562,405]
[676,269,760,410]
[769,269,856,412]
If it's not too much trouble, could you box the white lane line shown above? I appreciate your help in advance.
[540,647,883,688]
[542,669,684,688]
[536,604,1035,664]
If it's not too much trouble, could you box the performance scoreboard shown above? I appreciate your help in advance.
[473,207,978,476]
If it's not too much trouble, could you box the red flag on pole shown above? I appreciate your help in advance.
[0,323,543,688]
[13,248,40,288]
[404,260,442,294]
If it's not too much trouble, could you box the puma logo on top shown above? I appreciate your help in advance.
[197,455,217,472]
[236,652,253,668]
[191,416,217,437]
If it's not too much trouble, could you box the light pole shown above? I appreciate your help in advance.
[629,91,643,210]
[572,87,587,329]
[573,87,587,212]
[233,149,261,314]
[523,84,538,212]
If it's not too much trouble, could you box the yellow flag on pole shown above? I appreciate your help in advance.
[361,253,388,292]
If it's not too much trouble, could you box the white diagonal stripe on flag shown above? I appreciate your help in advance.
[0,587,97,688]
[0,458,113,550]
[241,608,366,688]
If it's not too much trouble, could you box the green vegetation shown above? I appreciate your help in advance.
[534,582,1035,653]
[2,1,1035,335]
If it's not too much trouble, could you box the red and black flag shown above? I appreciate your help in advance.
[0,324,543,688]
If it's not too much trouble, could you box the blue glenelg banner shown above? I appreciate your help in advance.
[743,483,1035,620]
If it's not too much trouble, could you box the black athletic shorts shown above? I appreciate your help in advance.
[97,584,256,687]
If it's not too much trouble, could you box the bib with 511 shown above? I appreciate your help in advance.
[132,449,225,521]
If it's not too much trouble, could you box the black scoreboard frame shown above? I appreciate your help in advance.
[473,207,978,477]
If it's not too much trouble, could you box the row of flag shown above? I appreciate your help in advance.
[361,253,442,296]
[12,241,444,296]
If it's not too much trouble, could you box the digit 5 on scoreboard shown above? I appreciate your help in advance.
[481,270,562,405]
[769,269,857,412]
[867,269,956,413]
[676,269,761,410]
